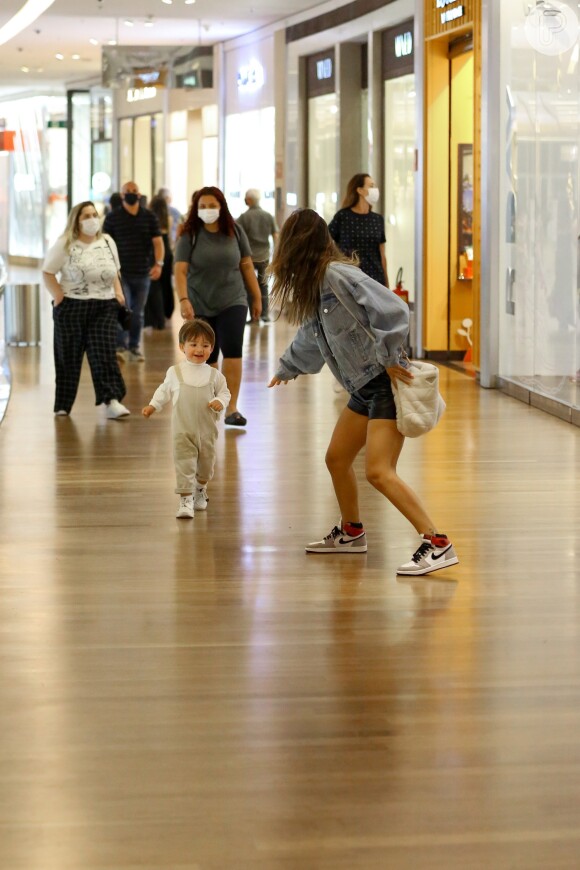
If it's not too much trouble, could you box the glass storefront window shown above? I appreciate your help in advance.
[225,108,275,218]
[498,6,579,408]
[134,116,152,201]
[384,74,416,300]
[119,118,133,185]
[69,91,91,206]
[153,112,164,195]
[308,93,338,223]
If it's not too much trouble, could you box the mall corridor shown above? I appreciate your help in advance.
[0,313,579,869]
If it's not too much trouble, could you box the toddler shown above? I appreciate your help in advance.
[142,319,230,518]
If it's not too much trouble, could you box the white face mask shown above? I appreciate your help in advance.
[80,217,100,236]
[198,208,220,224]
[365,187,380,205]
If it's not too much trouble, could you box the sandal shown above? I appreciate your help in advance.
[224,411,247,426]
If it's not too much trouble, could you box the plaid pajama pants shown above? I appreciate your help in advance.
[52,297,126,413]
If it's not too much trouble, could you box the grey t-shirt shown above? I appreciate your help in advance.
[174,224,252,316]
[236,206,279,262]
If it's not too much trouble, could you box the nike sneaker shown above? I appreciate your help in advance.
[306,525,367,554]
[397,534,459,576]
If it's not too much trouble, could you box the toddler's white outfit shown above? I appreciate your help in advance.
[148,361,230,495]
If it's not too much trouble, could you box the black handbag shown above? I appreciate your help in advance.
[117,304,132,331]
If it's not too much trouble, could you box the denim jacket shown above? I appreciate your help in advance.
[275,262,409,392]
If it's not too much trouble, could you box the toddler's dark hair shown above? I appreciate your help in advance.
[178,318,215,347]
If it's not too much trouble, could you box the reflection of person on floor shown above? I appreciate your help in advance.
[142,319,230,519]
[268,208,459,577]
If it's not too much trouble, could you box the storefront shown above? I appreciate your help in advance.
[222,36,277,220]
[421,0,480,364]
[284,0,416,257]
[67,86,114,213]
[114,84,218,212]
[0,94,69,261]
[484,1,579,421]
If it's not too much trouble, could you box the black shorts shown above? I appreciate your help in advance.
[198,305,248,364]
[347,371,397,420]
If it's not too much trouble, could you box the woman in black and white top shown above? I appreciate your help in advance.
[42,201,130,419]
[328,173,390,287]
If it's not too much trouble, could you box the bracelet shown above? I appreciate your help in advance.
[179,298,189,303]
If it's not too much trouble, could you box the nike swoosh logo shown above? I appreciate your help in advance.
[339,536,364,545]
[432,545,452,560]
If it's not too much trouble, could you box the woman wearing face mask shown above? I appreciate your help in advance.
[42,201,130,419]
[328,174,390,287]
[174,186,261,426]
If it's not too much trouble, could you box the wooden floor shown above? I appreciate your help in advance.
[1,309,580,869]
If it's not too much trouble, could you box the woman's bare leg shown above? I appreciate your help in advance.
[325,407,369,524]
[365,419,437,534]
[221,357,242,415]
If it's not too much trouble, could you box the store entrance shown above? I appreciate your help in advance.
[448,42,474,362]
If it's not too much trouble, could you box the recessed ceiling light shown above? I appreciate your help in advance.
[21,66,29,72]
[72,53,80,60]
[55,53,64,60]
[161,0,173,5]
[185,0,195,4]
[124,19,134,26]
[89,38,98,45]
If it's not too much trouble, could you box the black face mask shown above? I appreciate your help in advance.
[124,193,139,205]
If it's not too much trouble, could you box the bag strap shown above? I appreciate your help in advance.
[102,235,121,278]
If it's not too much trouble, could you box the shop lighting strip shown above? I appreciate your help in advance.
[0,0,56,47]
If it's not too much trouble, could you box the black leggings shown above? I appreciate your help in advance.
[198,305,248,364]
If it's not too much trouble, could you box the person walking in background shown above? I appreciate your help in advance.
[268,209,458,577]
[157,187,182,248]
[174,186,262,427]
[42,201,130,419]
[103,192,122,216]
[142,319,230,519]
[236,188,279,323]
[328,173,390,287]
[144,194,175,329]
[103,181,164,362]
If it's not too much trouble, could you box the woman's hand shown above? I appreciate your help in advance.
[53,290,65,307]
[268,376,289,388]
[386,364,414,387]
[208,399,223,411]
[180,299,194,320]
[115,292,126,306]
[251,297,262,321]
[142,405,156,417]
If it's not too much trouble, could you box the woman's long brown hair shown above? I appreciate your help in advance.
[269,209,355,325]
[342,173,371,209]
[179,186,236,239]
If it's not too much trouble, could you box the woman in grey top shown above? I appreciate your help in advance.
[175,187,262,426]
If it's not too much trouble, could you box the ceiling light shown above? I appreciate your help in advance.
[161,0,173,5]
[185,0,196,4]
[72,53,80,60]
[89,38,98,45]
[0,0,56,48]
[108,39,117,45]
[21,66,29,72]
[124,19,134,26]
[55,52,63,60]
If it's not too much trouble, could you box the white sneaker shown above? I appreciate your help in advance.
[54,410,69,416]
[397,534,459,576]
[105,399,131,419]
[176,496,194,518]
[126,348,145,363]
[193,485,208,511]
[305,525,367,554]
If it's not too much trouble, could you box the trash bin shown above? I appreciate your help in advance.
[3,283,41,346]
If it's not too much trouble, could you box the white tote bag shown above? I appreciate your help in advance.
[392,359,446,437]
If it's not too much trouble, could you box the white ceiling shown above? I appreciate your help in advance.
[0,0,323,96]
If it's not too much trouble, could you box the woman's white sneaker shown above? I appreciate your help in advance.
[306,525,367,554]
[105,399,131,419]
[397,534,459,576]
[176,496,194,518]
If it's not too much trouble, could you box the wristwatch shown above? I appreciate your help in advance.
[155,260,164,266]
